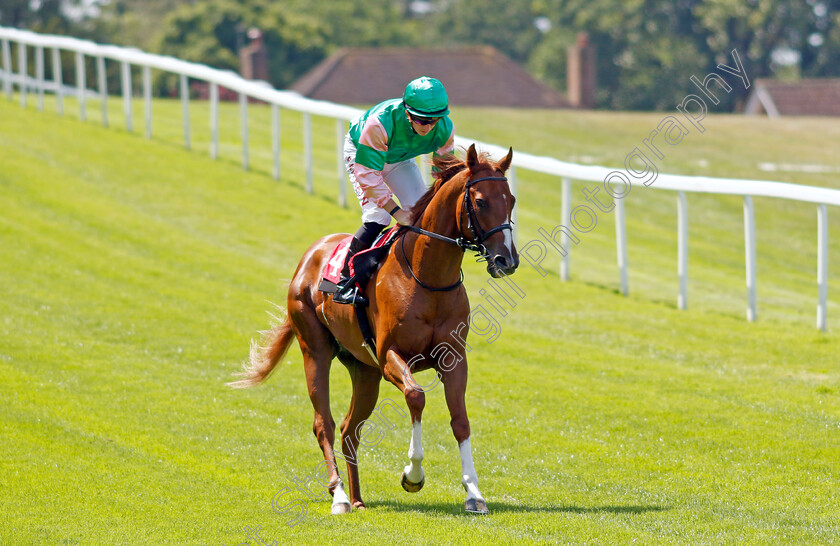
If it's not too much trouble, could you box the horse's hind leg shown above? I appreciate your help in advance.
[336,354,382,510]
[290,301,352,515]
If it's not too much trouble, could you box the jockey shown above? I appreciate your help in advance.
[333,76,455,305]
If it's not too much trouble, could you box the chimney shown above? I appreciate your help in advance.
[240,28,269,82]
[567,32,596,109]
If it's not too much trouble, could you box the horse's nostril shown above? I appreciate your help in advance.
[493,256,509,270]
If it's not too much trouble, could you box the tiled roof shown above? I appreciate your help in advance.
[746,78,840,117]
[290,47,568,108]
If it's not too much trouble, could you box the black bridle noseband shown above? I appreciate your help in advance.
[400,174,512,291]
[460,176,512,251]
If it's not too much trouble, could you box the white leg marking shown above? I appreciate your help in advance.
[459,437,484,501]
[331,479,351,514]
[403,421,425,483]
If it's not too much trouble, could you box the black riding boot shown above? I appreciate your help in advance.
[333,237,368,305]
[333,223,386,305]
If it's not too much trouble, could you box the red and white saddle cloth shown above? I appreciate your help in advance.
[322,236,354,285]
[320,226,402,288]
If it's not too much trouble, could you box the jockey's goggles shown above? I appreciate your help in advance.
[409,113,441,126]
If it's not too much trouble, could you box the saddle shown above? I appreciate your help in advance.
[318,226,402,297]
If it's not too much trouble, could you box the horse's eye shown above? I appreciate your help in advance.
[475,198,487,209]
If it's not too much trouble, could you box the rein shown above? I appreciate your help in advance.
[400,235,465,291]
[401,224,484,254]
[398,175,511,292]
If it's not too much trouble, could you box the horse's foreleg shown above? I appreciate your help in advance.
[401,415,425,492]
[337,357,382,510]
[382,346,426,492]
[441,362,488,514]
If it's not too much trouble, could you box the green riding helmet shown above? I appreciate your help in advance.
[403,76,449,118]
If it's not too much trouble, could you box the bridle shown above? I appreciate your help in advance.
[460,175,512,251]
[400,174,512,291]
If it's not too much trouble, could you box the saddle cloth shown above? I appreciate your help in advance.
[319,226,402,293]
[322,236,354,285]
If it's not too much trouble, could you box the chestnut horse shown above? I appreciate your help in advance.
[229,144,518,515]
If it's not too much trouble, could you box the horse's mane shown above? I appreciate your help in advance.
[409,150,493,226]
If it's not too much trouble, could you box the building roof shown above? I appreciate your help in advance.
[745,78,840,117]
[290,47,568,109]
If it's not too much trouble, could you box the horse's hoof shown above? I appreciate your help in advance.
[353,501,367,511]
[464,498,489,514]
[400,471,425,492]
[331,502,352,515]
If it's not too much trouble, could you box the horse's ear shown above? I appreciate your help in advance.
[498,147,513,174]
[466,143,479,172]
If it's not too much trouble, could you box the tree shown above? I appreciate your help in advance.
[0,0,87,34]
[286,0,422,49]
[801,0,840,77]
[90,0,193,50]
[696,0,840,93]
[151,0,426,90]
[527,28,576,94]
[428,0,545,64]
[8,0,840,111]
[154,0,329,89]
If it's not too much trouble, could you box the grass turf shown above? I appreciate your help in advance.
[1,94,839,544]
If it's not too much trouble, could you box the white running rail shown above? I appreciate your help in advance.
[1,26,835,330]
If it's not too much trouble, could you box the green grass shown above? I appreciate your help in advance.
[1,94,839,544]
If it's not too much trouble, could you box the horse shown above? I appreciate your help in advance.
[229,144,519,515]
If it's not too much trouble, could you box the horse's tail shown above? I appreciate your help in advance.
[227,312,295,389]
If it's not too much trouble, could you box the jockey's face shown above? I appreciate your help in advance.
[407,112,438,136]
